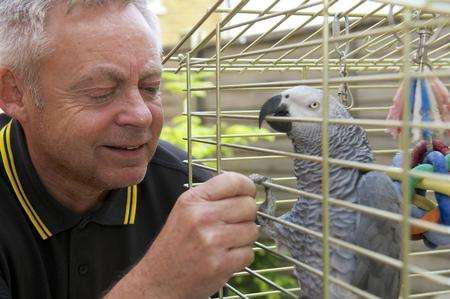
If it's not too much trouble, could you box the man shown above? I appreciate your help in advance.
[0,1,258,298]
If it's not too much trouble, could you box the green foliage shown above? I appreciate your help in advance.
[161,70,274,162]
[161,115,215,159]
[230,249,298,298]
[160,115,275,163]
[162,71,213,99]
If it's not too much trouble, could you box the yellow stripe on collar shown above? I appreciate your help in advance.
[0,122,52,240]
[0,121,138,232]
[129,185,138,224]
[123,185,138,225]
[123,186,131,224]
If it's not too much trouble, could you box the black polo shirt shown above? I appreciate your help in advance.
[0,114,212,299]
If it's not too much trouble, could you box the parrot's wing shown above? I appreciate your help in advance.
[353,171,401,299]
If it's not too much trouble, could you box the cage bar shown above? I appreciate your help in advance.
[164,0,450,297]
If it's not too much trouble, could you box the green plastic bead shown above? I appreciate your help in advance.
[408,164,434,200]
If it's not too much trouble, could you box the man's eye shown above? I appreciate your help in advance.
[91,90,115,102]
[141,87,160,95]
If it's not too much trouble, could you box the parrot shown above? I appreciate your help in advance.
[256,85,401,299]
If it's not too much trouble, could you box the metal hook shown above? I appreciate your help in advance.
[412,15,445,71]
[336,61,354,109]
[415,17,445,71]
[388,4,405,49]
[413,28,433,71]
[332,14,350,59]
[388,7,444,71]
[388,5,422,48]
[337,83,354,109]
[332,14,353,109]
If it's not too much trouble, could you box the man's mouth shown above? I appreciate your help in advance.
[104,144,145,151]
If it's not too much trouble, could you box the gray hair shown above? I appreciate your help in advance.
[0,0,162,107]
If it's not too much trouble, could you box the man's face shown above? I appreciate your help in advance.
[25,3,163,190]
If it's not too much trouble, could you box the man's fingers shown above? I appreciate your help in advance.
[190,172,256,202]
[211,196,257,223]
[209,222,259,249]
[224,246,255,275]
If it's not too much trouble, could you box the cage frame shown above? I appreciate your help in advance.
[163,1,450,298]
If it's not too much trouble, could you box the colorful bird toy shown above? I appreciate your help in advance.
[392,140,450,248]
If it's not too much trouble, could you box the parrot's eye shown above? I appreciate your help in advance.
[309,102,320,110]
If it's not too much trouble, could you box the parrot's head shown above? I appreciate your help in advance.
[258,85,349,136]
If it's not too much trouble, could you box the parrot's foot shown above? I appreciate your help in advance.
[249,173,276,217]
[254,176,276,217]
[250,174,281,240]
[249,173,270,185]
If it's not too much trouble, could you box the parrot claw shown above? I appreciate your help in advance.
[249,173,271,185]
[251,173,280,240]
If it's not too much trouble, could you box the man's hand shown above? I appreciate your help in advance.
[105,172,259,299]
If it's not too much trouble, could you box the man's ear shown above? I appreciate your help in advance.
[0,68,28,122]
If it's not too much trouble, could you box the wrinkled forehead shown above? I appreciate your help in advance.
[46,1,160,52]
[41,2,161,79]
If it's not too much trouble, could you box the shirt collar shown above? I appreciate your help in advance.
[0,119,138,240]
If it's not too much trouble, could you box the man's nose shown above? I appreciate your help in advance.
[115,90,153,128]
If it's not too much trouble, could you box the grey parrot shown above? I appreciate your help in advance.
[256,86,401,299]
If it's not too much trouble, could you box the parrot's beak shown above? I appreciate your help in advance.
[258,94,292,133]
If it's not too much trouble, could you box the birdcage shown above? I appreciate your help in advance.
[162,0,450,298]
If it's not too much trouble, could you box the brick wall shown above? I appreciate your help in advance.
[159,0,220,48]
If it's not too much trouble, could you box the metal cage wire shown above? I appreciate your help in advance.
[163,0,450,298]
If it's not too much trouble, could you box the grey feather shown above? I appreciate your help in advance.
[352,171,401,299]
[257,86,401,299]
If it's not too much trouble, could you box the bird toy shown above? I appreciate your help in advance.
[391,140,450,248]
[386,26,449,143]
[386,71,450,142]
